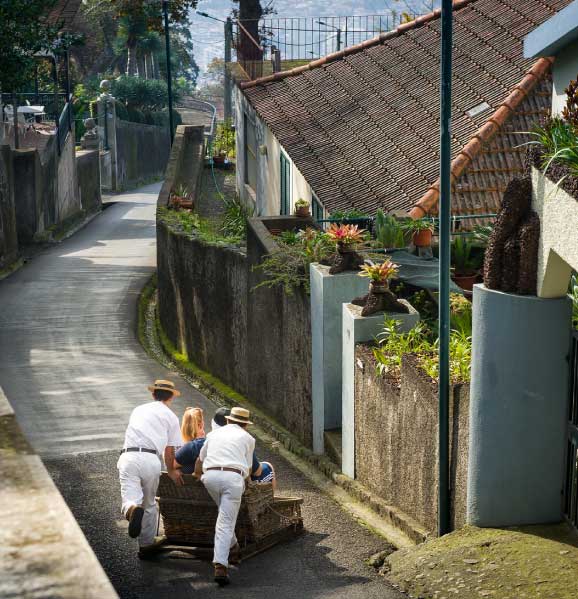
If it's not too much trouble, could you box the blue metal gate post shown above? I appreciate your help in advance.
[438,0,453,537]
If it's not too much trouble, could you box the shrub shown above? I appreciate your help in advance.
[221,196,254,240]
[374,209,406,248]
[212,120,235,159]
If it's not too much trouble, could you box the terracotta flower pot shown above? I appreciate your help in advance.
[295,206,311,218]
[212,155,226,167]
[452,272,478,292]
[412,229,433,247]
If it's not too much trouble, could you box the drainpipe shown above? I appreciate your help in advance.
[438,0,453,537]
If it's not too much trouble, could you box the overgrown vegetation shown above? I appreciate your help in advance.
[373,291,473,385]
[212,120,236,159]
[252,228,335,295]
[527,77,578,178]
[374,210,406,249]
[158,204,248,246]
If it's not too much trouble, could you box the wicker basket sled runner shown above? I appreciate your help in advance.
[156,473,304,560]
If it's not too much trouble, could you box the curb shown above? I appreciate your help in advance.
[141,276,428,546]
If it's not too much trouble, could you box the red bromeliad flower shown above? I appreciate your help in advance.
[359,259,399,283]
[327,223,365,245]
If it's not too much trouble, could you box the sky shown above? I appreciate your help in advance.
[191,0,439,82]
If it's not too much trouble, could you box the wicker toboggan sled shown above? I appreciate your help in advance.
[156,473,304,560]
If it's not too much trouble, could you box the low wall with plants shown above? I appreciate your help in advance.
[116,119,170,190]
[355,349,470,534]
[156,126,314,446]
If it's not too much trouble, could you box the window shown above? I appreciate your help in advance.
[312,193,324,222]
[280,152,290,215]
[244,112,258,191]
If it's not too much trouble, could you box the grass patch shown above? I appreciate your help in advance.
[158,205,244,246]
[137,274,157,350]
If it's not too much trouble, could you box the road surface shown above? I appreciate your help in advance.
[0,183,405,599]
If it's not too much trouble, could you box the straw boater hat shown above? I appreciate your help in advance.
[147,379,181,397]
[226,407,253,425]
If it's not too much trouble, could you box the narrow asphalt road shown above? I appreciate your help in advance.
[0,184,405,599]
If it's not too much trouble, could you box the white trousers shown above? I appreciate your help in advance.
[202,470,245,567]
[117,452,161,547]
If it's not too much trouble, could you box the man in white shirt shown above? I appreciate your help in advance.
[117,379,183,557]
[198,407,255,586]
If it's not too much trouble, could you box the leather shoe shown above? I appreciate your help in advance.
[214,563,230,586]
[138,536,166,560]
[229,543,241,565]
[126,505,144,539]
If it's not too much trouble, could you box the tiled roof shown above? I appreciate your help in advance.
[241,0,571,217]
[46,0,82,31]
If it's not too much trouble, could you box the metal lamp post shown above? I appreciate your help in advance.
[162,0,174,145]
[438,0,453,537]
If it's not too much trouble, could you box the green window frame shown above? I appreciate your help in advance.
[280,152,290,215]
[312,193,324,221]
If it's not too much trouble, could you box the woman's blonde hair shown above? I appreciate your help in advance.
[181,407,205,443]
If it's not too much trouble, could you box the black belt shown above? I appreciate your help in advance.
[120,447,158,456]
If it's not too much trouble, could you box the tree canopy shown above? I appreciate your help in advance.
[0,0,59,92]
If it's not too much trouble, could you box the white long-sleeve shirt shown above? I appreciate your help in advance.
[199,424,255,477]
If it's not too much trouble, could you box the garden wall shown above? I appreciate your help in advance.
[157,126,313,446]
[116,119,170,190]
[0,144,18,270]
[76,150,101,215]
[354,348,470,534]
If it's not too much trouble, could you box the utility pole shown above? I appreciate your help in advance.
[438,0,453,537]
[162,0,174,145]
[224,17,233,123]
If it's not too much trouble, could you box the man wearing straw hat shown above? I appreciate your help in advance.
[198,406,255,586]
[117,379,183,557]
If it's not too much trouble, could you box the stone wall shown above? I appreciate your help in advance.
[157,126,313,446]
[116,119,170,190]
[354,349,470,534]
[0,386,118,598]
[0,145,18,270]
[76,150,102,214]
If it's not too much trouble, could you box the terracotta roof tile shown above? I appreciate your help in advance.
[241,0,567,217]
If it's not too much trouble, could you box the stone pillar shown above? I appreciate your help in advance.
[96,80,117,191]
[310,263,370,454]
[341,302,419,478]
[467,284,572,526]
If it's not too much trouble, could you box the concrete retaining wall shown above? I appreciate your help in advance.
[157,126,313,446]
[116,119,170,190]
[354,349,470,534]
[76,150,102,214]
[0,144,18,270]
[0,386,117,598]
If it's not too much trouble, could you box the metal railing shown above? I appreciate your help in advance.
[233,13,417,74]
[1,92,67,123]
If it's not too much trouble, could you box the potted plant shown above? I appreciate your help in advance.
[169,184,193,210]
[403,218,435,247]
[451,235,478,291]
[294,198,311,218]
[326,223,366,274]
[352,259,409,316]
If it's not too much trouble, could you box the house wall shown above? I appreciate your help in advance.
[552,38,578,115]
[354,349,470,534]
[235,87,323,217]
[531,165,578,297]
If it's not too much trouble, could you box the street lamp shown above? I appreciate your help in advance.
[196,11,226,23]
[317,20,342,52]
[162,0,174,144]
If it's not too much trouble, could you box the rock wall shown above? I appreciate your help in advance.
[0,145,18,269]
[157,126,313,446]
[76,150,102,215]
[116,120,170,190]
[354,349,469,534]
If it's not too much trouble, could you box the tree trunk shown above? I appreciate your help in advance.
[126,41,137,76]
[143,53,149,79]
